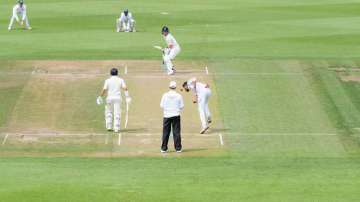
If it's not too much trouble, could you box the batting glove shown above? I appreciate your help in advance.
[96,96,103,105]
[126,97,132,104]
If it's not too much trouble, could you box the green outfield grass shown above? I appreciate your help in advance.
[1,0,360,201]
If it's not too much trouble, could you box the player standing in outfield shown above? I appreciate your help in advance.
[97,68,132,133]
[160,81,184,153]
[162,26,181,75]
[116,9,136,32]
[182,78,212,134]
[8,0,31,31]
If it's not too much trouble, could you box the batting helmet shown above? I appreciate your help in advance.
[110,68,118,76]
[162,26,169,33]
[124,9,129,16]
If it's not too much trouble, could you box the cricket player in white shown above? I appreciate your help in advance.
[182,78,212,134]
[116,9,136,32]
[97,68,131,133]
[8,0,31,31]
[162,26,181,75]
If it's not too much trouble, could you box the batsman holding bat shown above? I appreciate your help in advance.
[161,26,181,75]
[8,0,31,31]
[182,78,212,134]
[97,68,132,133]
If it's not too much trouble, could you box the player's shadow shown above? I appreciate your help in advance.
[209,128,229,133]
[121,128,147,133]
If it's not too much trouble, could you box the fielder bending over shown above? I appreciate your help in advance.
[182,78,212,134]
[97,68,132,133]
[162,26,181,75]
[116,9,136,32]
[8,0,31,30]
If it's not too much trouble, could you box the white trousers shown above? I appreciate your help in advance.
[163,47,181,74]
[9,15,30,29]
[105,98,122,131]
[116,18,135,32]
[198,90,212,129]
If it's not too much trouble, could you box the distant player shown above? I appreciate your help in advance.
[182,78,212,134]
[162,26,181,75]
[116,9,136,32]
[8,0,31,31]
[97,68,132,133]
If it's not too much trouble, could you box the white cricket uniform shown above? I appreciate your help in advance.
[188,78,212,129]
[160,90,184,118]
[8,3,30,30]
[163,33,181,75]
[116,12,136,32]
[103,76,127,131]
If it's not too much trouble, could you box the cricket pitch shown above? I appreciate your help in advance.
[0,60,224,157]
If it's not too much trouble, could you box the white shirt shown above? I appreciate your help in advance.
[160,90,184,118]
[164,33,180,49]
[120,12,133,22]
[188,78,211,97]
[12,4,27,21]
[103,76,127,100]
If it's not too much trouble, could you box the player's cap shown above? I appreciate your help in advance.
[110,68,118,76]
[162,26,169,33]
[124,9,129,14]
[169,81,177,89]
[18,0,24,3]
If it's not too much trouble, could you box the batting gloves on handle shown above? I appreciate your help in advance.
[96,96,103,105]
[126,97,132,104]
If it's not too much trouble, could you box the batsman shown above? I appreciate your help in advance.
[97,68,132,133]
[8,0,31,30]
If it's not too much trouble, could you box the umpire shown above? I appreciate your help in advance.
[160,81,184,153]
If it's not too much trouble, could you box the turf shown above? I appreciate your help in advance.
[1,0,360,201]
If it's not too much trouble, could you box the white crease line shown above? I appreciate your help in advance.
[118,133,122,146]
[205,66,209,75]
[219,133,224,146]
[2,134,9,145]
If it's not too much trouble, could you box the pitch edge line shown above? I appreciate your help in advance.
[1,134,9,146]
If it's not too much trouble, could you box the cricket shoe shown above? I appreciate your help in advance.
[200,126,210,134]
[160,150,168,153]
[176,150,182,153]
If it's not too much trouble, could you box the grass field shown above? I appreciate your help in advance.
[1,0,360,201]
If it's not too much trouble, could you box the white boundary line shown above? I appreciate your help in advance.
[118,133,122,146]
[2,134,9,145]
[219,133,224,146]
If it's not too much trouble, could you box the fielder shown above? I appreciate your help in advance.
[162,26,181,75]
[182,78,212,134]
[116,9,136,32]
[8,0,31,31]
[97,68,132,133]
